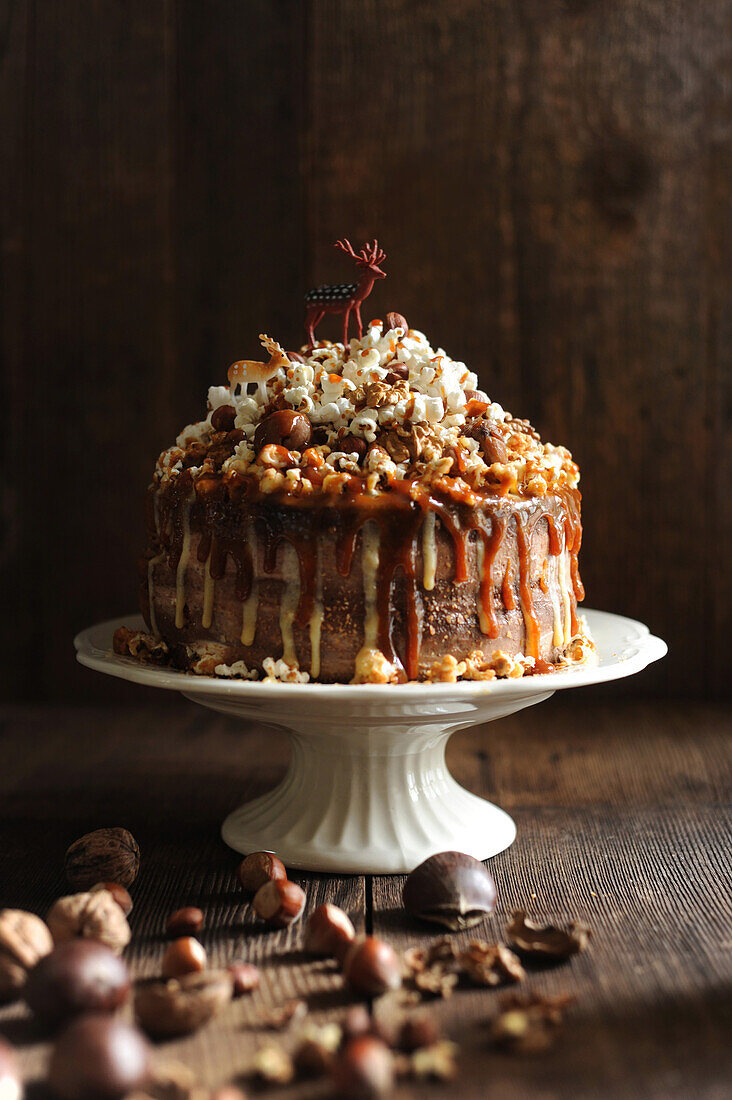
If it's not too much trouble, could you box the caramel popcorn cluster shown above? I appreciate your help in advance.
[153,320,579,501]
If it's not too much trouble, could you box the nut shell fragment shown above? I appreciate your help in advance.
[134,970,232,1038]
[506,910,591,960]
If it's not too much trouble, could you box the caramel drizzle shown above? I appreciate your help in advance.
[151,481,584,677]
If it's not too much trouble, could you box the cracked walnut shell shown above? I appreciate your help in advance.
[0,909,54,1000]
[47,890,131,955]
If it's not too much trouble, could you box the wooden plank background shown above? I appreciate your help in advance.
[0,0,729,701]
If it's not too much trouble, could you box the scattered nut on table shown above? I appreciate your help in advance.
[331,1035,395,1098]
[166,907,204,938]
[304,903,355,960]
[161,936,207,978]
[90,882,133,916]
[403,851,497,931]
[342,936,402,997]
[237,852,286,894]
[64,827,140,890]
[25,940,131,1026]
[134,971,232,1038]
[47,1014,151,1100]
[252,880,305,928]
[47,890,131,954]
[0,908,54,1000]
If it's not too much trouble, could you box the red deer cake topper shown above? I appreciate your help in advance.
[305,239,386,349]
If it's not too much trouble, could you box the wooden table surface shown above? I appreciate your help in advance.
[0,695,730,1098]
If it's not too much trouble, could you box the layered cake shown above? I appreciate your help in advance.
[116,246,593,684]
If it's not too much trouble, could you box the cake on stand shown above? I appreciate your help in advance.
[76,608,665,874]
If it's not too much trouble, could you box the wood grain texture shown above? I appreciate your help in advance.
[0,697,729,1096]
[0,1,729,699]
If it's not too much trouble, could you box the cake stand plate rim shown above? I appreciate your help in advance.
[74,608,667,700]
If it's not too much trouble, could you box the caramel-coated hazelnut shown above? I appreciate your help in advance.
[48,1014,150,1100]
[0,908,54,1000]
[331,1035,394,1099]
[252,880,305,928]
[161,937,207,979]
[210,404,237,432]
[342,937,402,997]
[304,904,355,961]
[166,907,204,938]
[25,940,130,1026]
[90,883,133,917]
[403,851,497,931]
[465,422,508,466]
[64,828,140,891]
[253,410,312,453]
[339,434,368,460]
[227,961,261,997]
[237,852,287,894]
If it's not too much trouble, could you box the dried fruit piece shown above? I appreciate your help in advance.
[403,852,496,931]
[506,910,591,960]
[459,941,525,987]
[134,971,232,1038]
[65,828,140,891]
[0,909,54,1000]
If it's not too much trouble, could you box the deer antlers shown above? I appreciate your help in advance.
[335,238,386,267]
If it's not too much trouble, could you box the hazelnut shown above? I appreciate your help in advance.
[165,907,204,938]
[403,851,497,931]
[237,851,286,894]
[386,311,408,333]
[253,410,312,453]
[331,1036,394,1099]
[161,937,207,978]
[342,937,402,997]
[227,961,261,997]
[465,422,508,465]
[338,434,368,460]
[210,404,237,432]
[396,1012,440,1051]
[25,940,130,1026]
[0,908,54,1000]
[252,880,305,928]
[64,828,140,891]
[47,891,131,955]
[48,1015,150,1100]
[385,365,409,384]
[0,1038,21,1100]
[287,351,306,363]
[304,904,355,961]
[90,883,133,917]
[134,970,232,1038]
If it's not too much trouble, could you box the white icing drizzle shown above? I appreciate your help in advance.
[550,553,563,648]
[202,552,215,629]
[475,536,491,635]
[309,539,324,679]
[174,501,192,630]
[279,542,300,666]
[360,521,381,648]
[422,511,437,591]
[147,494,165,637]
[559,547,572,644]
[240,520,259,646]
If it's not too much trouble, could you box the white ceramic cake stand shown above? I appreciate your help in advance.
[75,610,665,873]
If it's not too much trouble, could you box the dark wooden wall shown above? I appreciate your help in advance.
[1,1,729,701]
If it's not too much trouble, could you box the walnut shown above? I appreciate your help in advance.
[0,909,54,1000]
[363,381,392,408]
[383,431,411,463]
[65,827,140,890]
[506,910,592,960]
[47,890,131,955]
[458,942,525,987]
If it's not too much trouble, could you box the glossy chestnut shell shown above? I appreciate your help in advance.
[402,851,497,931]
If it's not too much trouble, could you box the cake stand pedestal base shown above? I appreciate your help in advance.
[194,690,552,874]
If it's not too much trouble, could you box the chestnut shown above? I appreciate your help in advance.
[165,907,204,938]
[331,1035,394,1099]
[25,940,130,1026]
[402,851,497,931]
[237,851,286,894]
[304,903,355,961]
[161,937,207,978]
[47,1015,150,1100]
[253,410,312,453]
[252,880,305,928]
[342,937,402,997]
